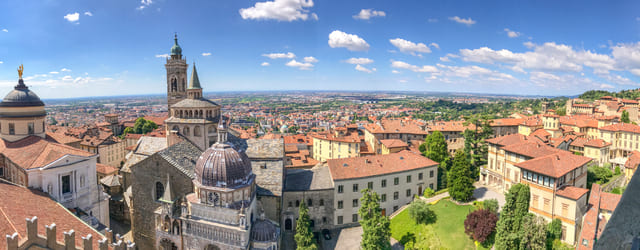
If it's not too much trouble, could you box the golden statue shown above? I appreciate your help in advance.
[17,64,23,79]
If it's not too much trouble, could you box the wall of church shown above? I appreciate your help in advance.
[0,115,46,142]
[131,154,194,249]
[165,121,216,151]
[282,189,335,232]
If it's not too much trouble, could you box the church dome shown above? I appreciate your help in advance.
[170,35,182,56]
[194,143,253,188]
[250,219,278,242]
[0,79,45,108]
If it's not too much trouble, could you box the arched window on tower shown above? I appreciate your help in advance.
[183,127,190,136]
[182,79,186,91]
[171,78,177,92]
[155,182,164,200]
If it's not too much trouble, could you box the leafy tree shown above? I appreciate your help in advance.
[495,184,530,250]
[130,117,158,134]
[622,110,631,123]
[359,189,391,250]
[423,187,435,198]
[448,150,475,202]
[294,202,317,250]
[547,218,562,248]
[615,166,622,175]
[464,209,498,243]
[519,214,547,250]
[408,200,436,224]
[555,108,566,116]
[123,127,134,135]
[482,199,500,214]
[50,117,58,125]
[463,115,494,179]
[587,165,613,189]
[421,131,450,189]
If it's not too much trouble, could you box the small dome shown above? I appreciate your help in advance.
[171,35,182,56]
[194,143,253,188]
[250,219,278,242]
[0,80,45,108]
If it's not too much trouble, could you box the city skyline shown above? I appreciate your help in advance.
[2,0,640,98]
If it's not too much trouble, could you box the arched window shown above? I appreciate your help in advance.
[163,215,171,232]
[308,199,312,207]
[172,220,180,235]
[194,126,201,137]
[171,78,177,92]
[155,182,164,200]
[183,127,190,136]
[285,218,292,231]
[172,125,179,132]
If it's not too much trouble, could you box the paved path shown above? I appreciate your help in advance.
[472,186,506,210]
[332,226,403,250]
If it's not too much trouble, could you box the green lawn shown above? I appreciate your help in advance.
[390,199,486,250]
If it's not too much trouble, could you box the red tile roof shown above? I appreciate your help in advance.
[515,152,591,178]
[490,118,524,127]
[0,136,95,170]
[599,192,621,212]
[0,181,103,249]
[365,119,428,135]
[624,151,640,169]
[380,139,408,148]
[501,141,562,158]
[327,150,437,180]
[583,139,611,148]
[555,185,589,200]
[599,123,640,133]
[96,163,118,175]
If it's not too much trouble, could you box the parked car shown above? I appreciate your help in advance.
[322,229,331,240]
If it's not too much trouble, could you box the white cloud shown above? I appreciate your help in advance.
[449,16,476,26]
[262,52,296,59]
[261,62,270,66]
[304,56,318,63]
[344,57,373,65]
[285,59,313,70]
[0,61,3,64]
[389,38,431,56]
[523,41,535,49]
[392,70,400,74]
[137,0,153,10]
[430,43,440,49]
[355,64,375,73]
[504,28,520,38]
[155,54,169,58]
[239,0,316,21]
[61,75,73,81]
[1,29,7,32]
[391,60,438,73]
[61,68,71,72]
[398,79,408,83]
[202,52,212,56]
[64,12,80,23]
[328,30,370,51]
[49,71,59,74]
[84,11,93,16]
[611,42,640,76]
[440,57,451,62]
[353,9,386,20]
[600,84,615,89]
[428,18,438,23]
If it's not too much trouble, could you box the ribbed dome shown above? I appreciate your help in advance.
[250,219,278,242]
[171,35,182,56]
[194,143,253,188]
[0,79,45,108]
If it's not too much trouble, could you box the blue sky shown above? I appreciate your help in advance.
[1,0,640,98]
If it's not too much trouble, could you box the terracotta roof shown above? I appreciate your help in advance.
[570,137,588,148]
[530,128,551,140]
[0,180,103,249]
[501,141,562,158]
[599,123,640,134]
[96,163,118,175]
[427,120,475,132]
[584,139,611,148]
[624,151,640,170]
[490,118,524,127]
[0,136,95,170]
[364,119,428,135]
[485,133,530,146]
[380,139,408,149]
[327,150,437,180]
[309,131,360,143]
[143,115,168,126]
[556,185,589,200]
[515,152,592,178]
[46,131,81,145]
[599,192,621,212]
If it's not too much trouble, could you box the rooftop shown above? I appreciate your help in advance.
[327,150,437,180]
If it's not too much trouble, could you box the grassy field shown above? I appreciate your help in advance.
[390,199,487,250]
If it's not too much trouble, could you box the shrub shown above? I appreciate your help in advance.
[615,166,621,175]
[483,199,499,214]
[423,187,435,198]
[408,200,436,224]
[464,209,498,243]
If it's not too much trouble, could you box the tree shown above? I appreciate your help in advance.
[495,184,530,250]
[482,199,500,214]
[130,117,158,134]
[464,209,499,243]
[547,218,562,243]
[421,131,450,189]
[359,189,391,250]
[448,150,475,202]
[463,115,494,179]
[622,110,631,123]
[408,200,436,224]
[294,202,317,250]
[423,187,435,198]
[519,214,547,250]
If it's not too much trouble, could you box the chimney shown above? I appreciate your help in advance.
[64,230,75,250]
[46,223,57,248]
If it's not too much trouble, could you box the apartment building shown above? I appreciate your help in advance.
[599,123,640,161]
[426,121,474,155]
[363,119,428,155]
[328,151,438,227]
[311,131,360,162]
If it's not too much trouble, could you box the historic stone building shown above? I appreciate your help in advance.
[166,34,189,110]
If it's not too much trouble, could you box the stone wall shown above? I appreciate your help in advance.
[282,189,335,232]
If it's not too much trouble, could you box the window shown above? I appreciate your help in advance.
[296,200,300,207]
[430,170,434,178]
[338,185,344,193]
[393,206,398,212]
[288,201,292,207]
[393,192,399,200]
[353,199,358,207]
[543,198,550,211]
[381,179,387,187]
[562,203,569,217]
[353,184,359,192]
[561,226,567,241]
[419,173,423,180]
[381,194,386,202]
[319,199,324,206]
[406,189,411,197]
[62,175,72,194]
[337,201,343,209]
[8,123,14,135]
[308,199,313,207]
[394,177,399,185]
[323,217,327,223]
[352,214,358,222]
[406,175,412,183]
[28,122,34,135]
[532,194,539,208]
[337,216,343,224]
[368,181,373,189]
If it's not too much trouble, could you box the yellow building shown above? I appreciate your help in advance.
[311,131,360,162]
[363,120,428,155]
[623,151,640,183]
[426,121,474,155]
[599,123,640,167]
[583,139,611,166]
[379,139,407,154]
[518,117,543,136]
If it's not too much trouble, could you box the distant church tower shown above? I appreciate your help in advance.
[165,34,188,112]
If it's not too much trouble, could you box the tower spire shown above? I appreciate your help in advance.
[188,63,202,90]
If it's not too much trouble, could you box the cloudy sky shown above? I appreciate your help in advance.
[1,0,640,98]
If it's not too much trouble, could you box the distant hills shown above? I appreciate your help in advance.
[578,89,640,101]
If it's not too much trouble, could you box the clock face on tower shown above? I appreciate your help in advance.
[208,192,219,204]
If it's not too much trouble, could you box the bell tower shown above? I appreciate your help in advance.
[165,34,188,112]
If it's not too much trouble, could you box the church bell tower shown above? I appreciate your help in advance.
[165,34,188,112]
